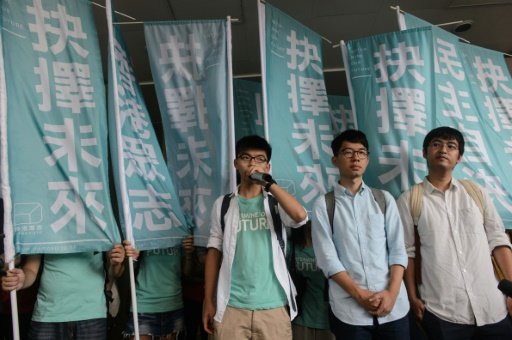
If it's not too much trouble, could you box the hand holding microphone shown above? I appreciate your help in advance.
[249,172,277,192]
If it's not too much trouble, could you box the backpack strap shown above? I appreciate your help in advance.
[458,180,503,279]
[370,188,386,215]
[410,184,424,226]
[268,195,285,254]
[410,183,424,286]
[220,193,233,232]
[459,179,485,216]
[325,191,335,232]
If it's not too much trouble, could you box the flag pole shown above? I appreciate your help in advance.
[105,1,139,339]
[0,10,20,340]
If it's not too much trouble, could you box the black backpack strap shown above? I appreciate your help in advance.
[324,191,335,232]
[220,193,233,232]
[268,195,284,254]
[370,188,387,215]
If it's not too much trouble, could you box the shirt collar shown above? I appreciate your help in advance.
[334,180,367,197]
[423,176,461,194]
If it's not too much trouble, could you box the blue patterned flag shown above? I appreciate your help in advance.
[259,3,337,212]
[108,17,190,250]
[1,0,120,254]
[144,20,234,246]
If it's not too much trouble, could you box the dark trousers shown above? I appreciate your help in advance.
[421,309,512,340]
[28,318,107,340]
[329,309,410,340]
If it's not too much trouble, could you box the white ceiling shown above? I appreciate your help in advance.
[91,0,512,104]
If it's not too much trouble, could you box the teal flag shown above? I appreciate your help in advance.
[233,79,264,141]
[2,0,120,253]
[343,28,435,195]
[398,12,512,228]
[108,20,189,250]
[144,21,233,246]
[455,44,512,226]
[328,95,354,132]
[260,3,336,212]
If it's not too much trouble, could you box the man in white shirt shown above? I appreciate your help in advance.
[397,126,512,339]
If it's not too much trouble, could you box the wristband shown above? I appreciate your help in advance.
[264,179,276,192]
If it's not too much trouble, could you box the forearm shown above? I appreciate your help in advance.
[267,184,307,223]
[108,262,125,281]
[21,255,41,289]
[387,264,404,297]
[204,248,221,304]
[493,246,512,280]
[404,258,420,300]
[330,271,363,300]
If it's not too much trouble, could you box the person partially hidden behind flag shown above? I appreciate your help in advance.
[1,245,125,340]
[122,235,195,340]
[397,126,512,339]
[202,135,308,340]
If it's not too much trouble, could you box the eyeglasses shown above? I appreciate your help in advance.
[237,154,268,164]
[339,148,369,159]
[428,140,459,151]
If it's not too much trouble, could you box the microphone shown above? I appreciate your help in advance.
[498,279,512,297]
[249,172,273,183]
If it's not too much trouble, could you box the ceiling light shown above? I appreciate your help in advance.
[453,20,474,33]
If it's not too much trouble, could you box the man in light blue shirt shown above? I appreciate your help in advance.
[311,130,410,340]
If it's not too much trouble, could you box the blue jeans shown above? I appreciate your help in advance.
[421,309,512,340]
[28,318,107,340]
[123,309,184,337]
[329,310,410,340]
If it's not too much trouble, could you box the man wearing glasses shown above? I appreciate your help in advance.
[397,126,512,339]
[311,129,410,340]
[203,135,308,340]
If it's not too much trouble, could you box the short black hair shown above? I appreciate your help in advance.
[423,126,465,155]
[331,129,369,155]
[235,135,272,161]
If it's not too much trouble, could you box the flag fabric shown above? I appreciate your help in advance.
[328,95,354,133]
[144,20,233,246]
[233,79,265,141]
[108,17,190,250]
[342,27,435,195]
[1,0,120,254]
[259,3,337,212]
[397,12,512,227]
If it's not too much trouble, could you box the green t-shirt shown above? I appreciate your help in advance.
[292,246,330,330]
[136,247,183,313]
[32,253,106,322]
[228,194,287,309]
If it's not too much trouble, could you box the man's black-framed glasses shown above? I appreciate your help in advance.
[237,154,268,164]
[339,148,369,159]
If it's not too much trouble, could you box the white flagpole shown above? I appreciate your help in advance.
[226,17,236,192]
[105,1,139,340]
[340,40,358,130]
[257,0,269,140]
[0,10,20,340]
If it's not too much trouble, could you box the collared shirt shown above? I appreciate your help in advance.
[207,189,308,322]
[397,177,511,326]
[311,182,409,326]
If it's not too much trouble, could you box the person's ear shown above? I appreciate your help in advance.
[331,156,337,165]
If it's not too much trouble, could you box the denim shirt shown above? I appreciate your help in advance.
[311,182,409,326]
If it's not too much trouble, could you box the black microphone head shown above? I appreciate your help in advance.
[498,279,512,298]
